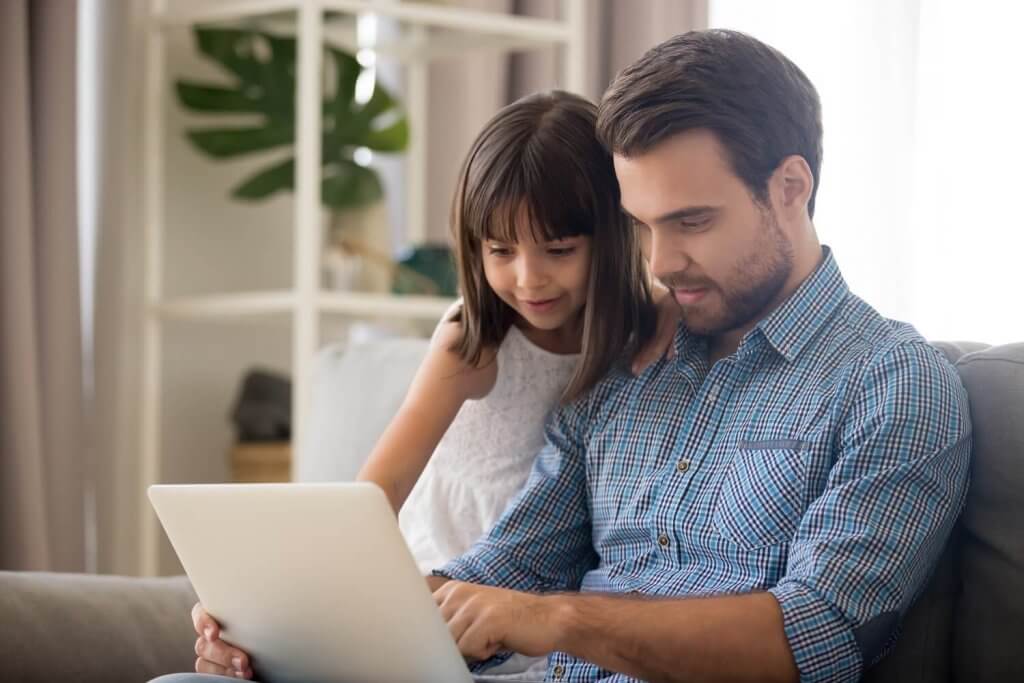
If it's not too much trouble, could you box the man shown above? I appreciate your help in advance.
[185,29,971,683]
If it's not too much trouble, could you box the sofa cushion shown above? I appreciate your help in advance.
[0,571,197,683]
[296,338,429,482]
[952,342,1024,682]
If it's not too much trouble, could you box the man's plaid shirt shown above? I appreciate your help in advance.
[439,247,972,682]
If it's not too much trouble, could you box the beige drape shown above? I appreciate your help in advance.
[0,0,85,571]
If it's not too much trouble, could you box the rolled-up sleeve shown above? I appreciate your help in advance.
[770,342,972,682]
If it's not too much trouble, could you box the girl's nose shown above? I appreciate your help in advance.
[515,255,548,290]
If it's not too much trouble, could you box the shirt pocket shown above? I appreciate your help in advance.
[712,439,809,549]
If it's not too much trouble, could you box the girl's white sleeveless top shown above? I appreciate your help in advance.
[398,324,579,573]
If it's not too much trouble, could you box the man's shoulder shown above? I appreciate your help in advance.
[828,292,920,349]
[814,292,940,373]
[821,295,970,437]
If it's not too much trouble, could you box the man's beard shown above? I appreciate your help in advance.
[663,209,794,338]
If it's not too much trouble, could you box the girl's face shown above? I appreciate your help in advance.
[481,220,592,341]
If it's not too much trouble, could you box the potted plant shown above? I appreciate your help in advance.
[175,24,410,291]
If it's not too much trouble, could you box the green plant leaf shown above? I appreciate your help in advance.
[322,162,382,209]
[359,81,398,121]
[328,48,360,108]
[232,157,295,199]
[195,27,262,84]
[363,117,409,152]
[177,26,408,211]
[186,125,294,157]
[175,81,262,113]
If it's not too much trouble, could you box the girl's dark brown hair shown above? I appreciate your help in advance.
[450,90,656,403]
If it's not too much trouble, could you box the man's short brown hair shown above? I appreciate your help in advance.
[597,29,824,217]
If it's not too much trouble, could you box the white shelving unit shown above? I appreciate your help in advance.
[139,0,587,575]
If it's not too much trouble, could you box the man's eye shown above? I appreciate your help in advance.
[680,218,710,230]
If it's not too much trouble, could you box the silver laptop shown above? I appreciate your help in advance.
[149,482,476,683]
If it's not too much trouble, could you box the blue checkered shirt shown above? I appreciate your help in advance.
[438,248,972,682]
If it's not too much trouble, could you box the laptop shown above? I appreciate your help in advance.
[149,482,478,683]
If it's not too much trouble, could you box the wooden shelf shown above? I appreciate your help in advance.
[153,290,454,321]
[231,441,292,482]
[157,0,572,48]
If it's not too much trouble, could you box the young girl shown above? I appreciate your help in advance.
[186,91,675,682]
[357,90,671,576]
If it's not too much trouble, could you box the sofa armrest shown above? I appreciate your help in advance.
[0,571,197,683]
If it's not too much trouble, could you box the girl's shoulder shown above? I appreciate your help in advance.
[426,320,499,401]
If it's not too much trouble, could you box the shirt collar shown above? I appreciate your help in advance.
[754,245,848,363]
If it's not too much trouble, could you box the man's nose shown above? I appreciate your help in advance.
[648,231,690,283]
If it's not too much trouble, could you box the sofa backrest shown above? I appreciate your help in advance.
[866,341,1024,683]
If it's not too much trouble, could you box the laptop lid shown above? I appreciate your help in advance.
[149,482,474,683]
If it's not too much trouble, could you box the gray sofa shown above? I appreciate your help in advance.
[2,340,1021,683]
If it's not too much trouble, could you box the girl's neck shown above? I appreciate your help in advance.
[513,313,584,355]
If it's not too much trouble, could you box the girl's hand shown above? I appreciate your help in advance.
[191,602,254,679]
[631,284,680,375]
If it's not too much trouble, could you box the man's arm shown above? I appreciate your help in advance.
[435,393,600,593]
[439,342,971,683]
[764,342,972,681]
[557,592,797,682]
[437,584,797,682]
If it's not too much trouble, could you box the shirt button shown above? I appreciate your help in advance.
[658,534,670,548]
[676,458,691,473]
[553,664,565,680]
[707,385,720,401]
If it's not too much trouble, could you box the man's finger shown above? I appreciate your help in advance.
[432,579,459,602]
[445,607,471,645]
[457,619,500,662]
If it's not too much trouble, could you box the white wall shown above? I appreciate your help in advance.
[156,26,299,574]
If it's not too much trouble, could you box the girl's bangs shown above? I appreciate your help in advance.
[468,148,594,246]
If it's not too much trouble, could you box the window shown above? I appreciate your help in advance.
[710,0,1024,344]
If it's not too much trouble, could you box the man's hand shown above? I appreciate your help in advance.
[191,602,254,679]
[433,581,565,661]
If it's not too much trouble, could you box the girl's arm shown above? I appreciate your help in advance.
[356,321,497,513]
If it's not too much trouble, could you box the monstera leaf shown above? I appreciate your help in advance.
[175,25,409,210]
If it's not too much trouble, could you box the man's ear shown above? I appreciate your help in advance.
[771,155,814,219]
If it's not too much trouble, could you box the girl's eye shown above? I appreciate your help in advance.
[548,247,576,257]
[487,246,512,256]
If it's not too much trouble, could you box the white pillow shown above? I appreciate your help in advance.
[296,338,429,483]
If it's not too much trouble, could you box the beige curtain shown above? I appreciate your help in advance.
[0,0,85,571]
[424,0,708,242]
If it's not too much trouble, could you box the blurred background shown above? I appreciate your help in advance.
[2,0,1021,579]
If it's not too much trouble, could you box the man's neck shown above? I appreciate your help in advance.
[707,242,824,364]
